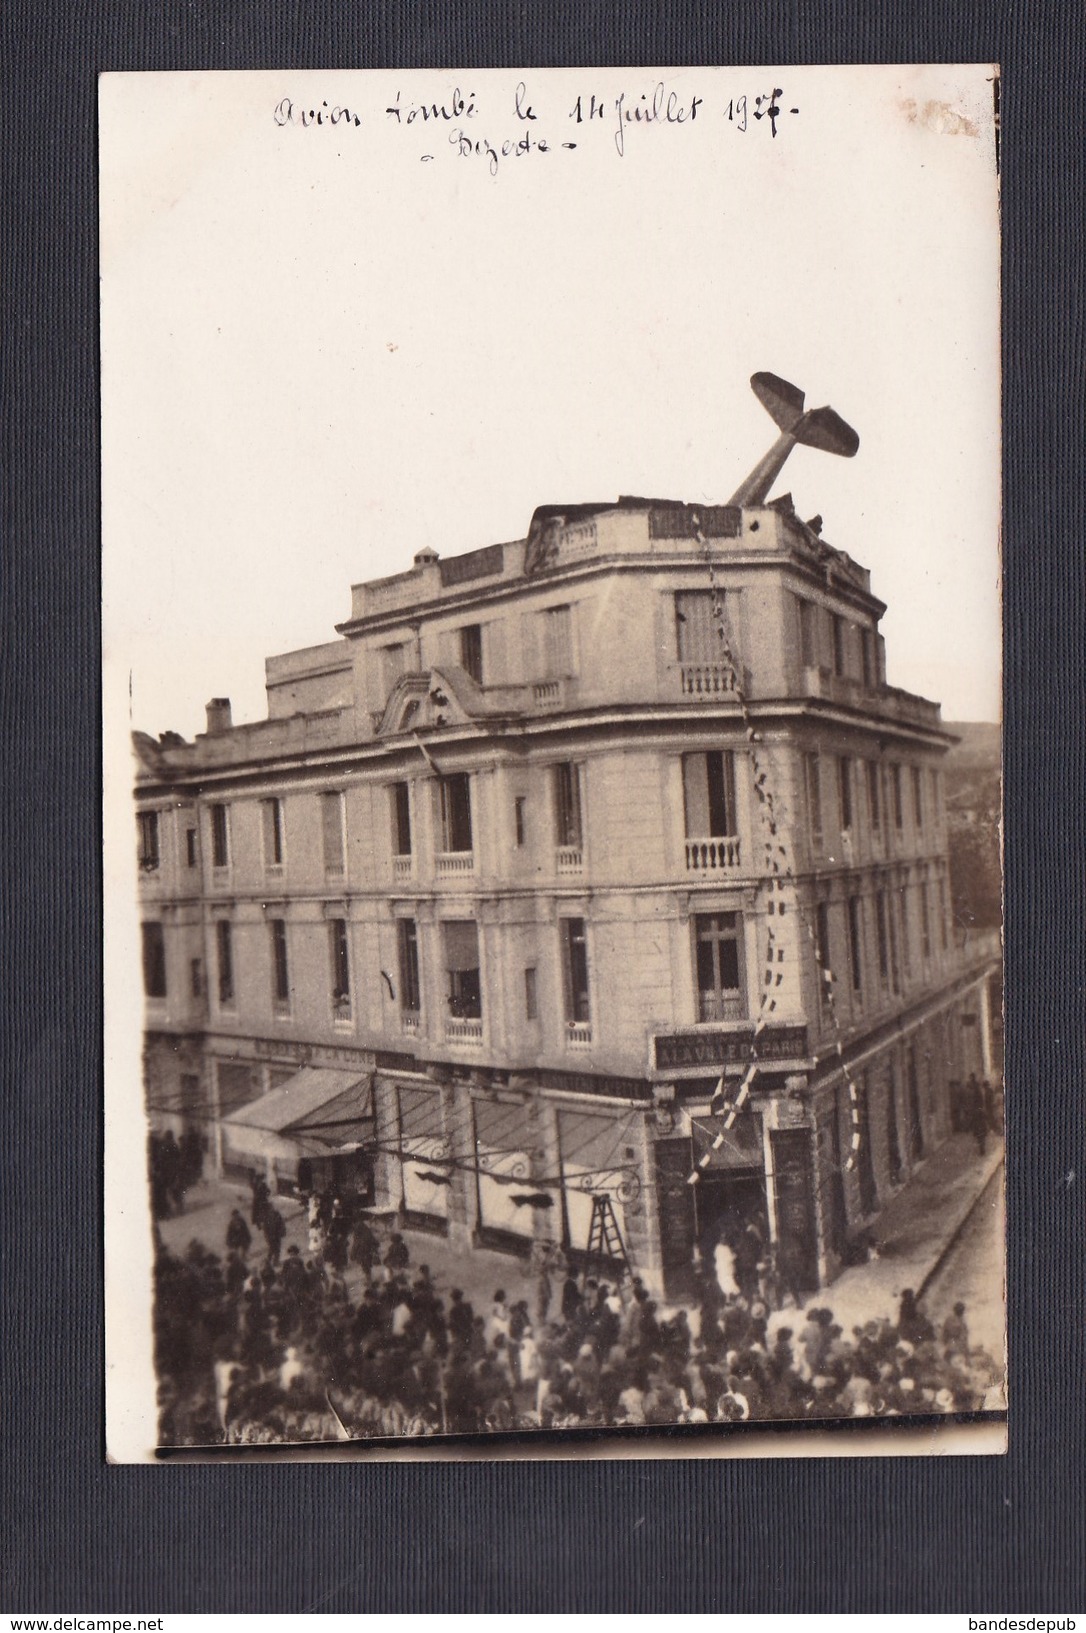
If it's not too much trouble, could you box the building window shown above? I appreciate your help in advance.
[683,751,736,838]
[912,765,924,830]
[435,773,473,855]
[838,756,853,831]
[796,597,817,668]
[906,1046,925,1161]
[185,827,198,868]
[216,920,234,1006]
[554,762,584,850]
[262,797,284,869]
[886,1065,904,1185]
[270,919,290,1014]
[540,604,574,677]
[561,918,591,1035]
[382,642,406,695]
[866,761,881,835]
[920,884,932,960]
[860,628,874,687]
[137,811,160,872]
[938,876,950,950]
[887,897,902,994]
[815,901,832,1012]
[141,922,166,998]
[321,791,345,877]
[898,891,912,981]
[875,892,890,984]
[330,918,351,1016]
[398,918,421,1015]
[190,957,203,999]
[854,1077,879,1215]
[890,764,904,831]
[694,912,743,1022]
[391,782,412,857]
[514,796,527,848]
[806,754,823,851]
[831,613,847,678]
[675,591,721,663]
[210,803,229,869]
[444,920,481,1019]
[930,768,942,826]
[524,965,538,1021]
[847,895,864,996]
[459,624,483,685]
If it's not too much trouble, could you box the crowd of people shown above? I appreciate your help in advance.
[154,1176,1003,1447]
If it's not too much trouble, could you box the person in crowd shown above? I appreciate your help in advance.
[225,1208,251,1256]
[261,1202,286,1264]
[151,1210,1003,1446]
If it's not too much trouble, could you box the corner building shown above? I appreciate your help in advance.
[136,493,999,1297]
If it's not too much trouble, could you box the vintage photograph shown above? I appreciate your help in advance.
[101,66,1003,1456]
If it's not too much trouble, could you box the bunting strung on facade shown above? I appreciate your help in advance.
[686,519,864,1186]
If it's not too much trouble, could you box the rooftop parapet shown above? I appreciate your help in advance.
[340,498,873,629]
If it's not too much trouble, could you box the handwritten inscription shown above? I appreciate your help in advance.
[272,80,800,176]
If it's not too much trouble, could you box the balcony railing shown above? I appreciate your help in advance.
[566,1021,593,1049]
[685,835,742,872]
[556,844,583,874]
[332,996,353,1027]
[435,850,474,876]
[680,663,737,697]
[446,1016,483,1044]
[401,1010,420,1034]
[533,680,561,705]
[697,991,746,1024]
[393,854,413,882]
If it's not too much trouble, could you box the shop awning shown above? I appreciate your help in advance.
[224,1068,374,1157]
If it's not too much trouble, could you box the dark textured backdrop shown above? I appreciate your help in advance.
[3,0,1084,1612]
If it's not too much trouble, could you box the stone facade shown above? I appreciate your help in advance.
[135,495,999,1296]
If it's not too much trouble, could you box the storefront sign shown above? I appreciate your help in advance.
[653,1025,808,1073]
[535,1068,652,1102]
[252,1038,377,1069]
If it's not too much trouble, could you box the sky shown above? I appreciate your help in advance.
[101,65,1001,743]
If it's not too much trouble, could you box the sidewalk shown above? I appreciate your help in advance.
[769,1132,1004,1339]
